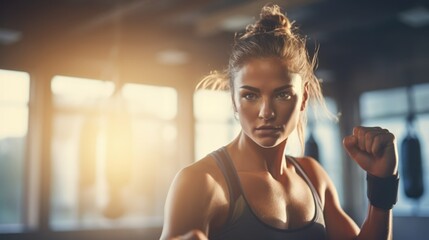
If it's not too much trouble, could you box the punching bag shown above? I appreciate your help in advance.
[401,114,424,199]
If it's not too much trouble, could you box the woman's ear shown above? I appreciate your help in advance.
[300,82,309,111]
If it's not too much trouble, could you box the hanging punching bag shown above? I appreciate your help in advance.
[401,114,424,199]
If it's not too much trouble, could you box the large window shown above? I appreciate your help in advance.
[360,84,429,216]
[50,76,179,229]
[0,69,30,231]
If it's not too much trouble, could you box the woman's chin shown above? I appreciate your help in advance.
[254,138,284,149]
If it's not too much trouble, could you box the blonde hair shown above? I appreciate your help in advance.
[197,4,336,154]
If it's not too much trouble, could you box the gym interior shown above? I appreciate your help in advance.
[1,0,428,239]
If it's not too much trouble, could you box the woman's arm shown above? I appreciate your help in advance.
[342,126,398,240]
[322,172,360,240]
[302,126,398,240]
[160,165,217,240]
[305,156,393,240]
[357,206,393,240]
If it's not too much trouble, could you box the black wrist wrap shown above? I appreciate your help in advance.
[366,173,399,211]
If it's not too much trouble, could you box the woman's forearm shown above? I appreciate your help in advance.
[356,206,392,240]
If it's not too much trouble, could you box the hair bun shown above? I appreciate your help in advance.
[244,5,292,37]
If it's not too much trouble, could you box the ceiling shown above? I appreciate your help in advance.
[1,0,429,85]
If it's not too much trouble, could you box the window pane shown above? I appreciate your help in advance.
[0,107,28,139]
[50,80,179,229]
[0,69,30,230]
[51,76,114,108]
[122,83,177,120]
[0,69,30,103]
[414,83,429,113]
[0,138,25,225]
[194,90,234,121]
[194,90,240,160]
[50,113,83,228]
[360,87,407,119]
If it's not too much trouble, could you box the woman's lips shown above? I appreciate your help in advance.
[256,125,281,130]
[255,126,282,134]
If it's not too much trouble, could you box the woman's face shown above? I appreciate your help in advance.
[233,57,307,148]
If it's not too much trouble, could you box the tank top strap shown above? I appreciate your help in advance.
[287,156,324,209]
[210,147,242,224]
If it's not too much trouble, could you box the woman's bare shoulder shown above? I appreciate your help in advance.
[169,153,228,207]
[161,153,230,238]
[293,156,332,203]
[179,154,224,183]
[294,156,326,175]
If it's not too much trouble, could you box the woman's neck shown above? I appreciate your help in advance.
[228,131,289,179]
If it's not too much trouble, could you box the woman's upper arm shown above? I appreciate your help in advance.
[323,174,361,240]
[160,166,216,240]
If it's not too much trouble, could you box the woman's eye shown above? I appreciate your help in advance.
[276,92,291,100]
[243,93,257,100]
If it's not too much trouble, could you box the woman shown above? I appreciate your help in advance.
[161,4,398,240]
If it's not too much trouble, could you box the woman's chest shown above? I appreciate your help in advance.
[238,173,315,229]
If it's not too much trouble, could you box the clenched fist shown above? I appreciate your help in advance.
[343,126,398,177]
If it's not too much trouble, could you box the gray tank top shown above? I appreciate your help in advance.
[209,147,327,240]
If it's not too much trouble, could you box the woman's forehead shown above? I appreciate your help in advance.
[234,57,302,87]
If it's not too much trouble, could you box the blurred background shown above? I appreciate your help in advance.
[1,0,429,239]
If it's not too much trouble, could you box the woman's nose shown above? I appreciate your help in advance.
[258,99,276,120]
